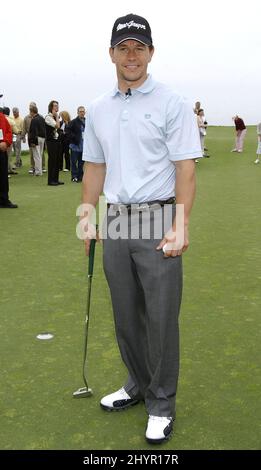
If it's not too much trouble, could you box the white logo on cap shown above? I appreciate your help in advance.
[117,20,146,32]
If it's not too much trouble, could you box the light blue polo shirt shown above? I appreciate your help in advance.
[83,74,202,204]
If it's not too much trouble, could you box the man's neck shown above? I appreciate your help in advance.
[118,74,149,94]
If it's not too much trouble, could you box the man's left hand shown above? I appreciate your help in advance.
[156,225,189,257]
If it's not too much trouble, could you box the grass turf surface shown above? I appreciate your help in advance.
[0,127,260,450]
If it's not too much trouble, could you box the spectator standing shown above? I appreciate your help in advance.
[194,101,201,115]
[2,107,18,175]
[231,115,247,153]
[0,105,18,208]
[59,111,71,172]
[197,109,209,157]
[28,105,46,176]
[254,122,261,164]
[45,100,64,186]
[12,107,24,168]
[67,106,85,182]
[22,103,47,174]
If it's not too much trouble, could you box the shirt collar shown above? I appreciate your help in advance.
[110,74,156,97]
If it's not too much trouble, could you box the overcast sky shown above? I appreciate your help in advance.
[1,0,260,125]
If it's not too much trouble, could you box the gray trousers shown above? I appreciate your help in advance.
[103,206,182,417]
[28,140,46,169]
[32,137,45,175]
[13,134,22,165]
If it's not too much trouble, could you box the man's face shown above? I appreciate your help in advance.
[13,110,19,118]
[78,107,85,119]
[109,40,154,86]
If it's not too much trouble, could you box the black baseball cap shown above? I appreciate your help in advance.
[111,13,153,47]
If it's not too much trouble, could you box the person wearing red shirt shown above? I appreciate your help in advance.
[0,103,18,208]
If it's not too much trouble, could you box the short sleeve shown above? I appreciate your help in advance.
[166,96,202,162]
[45,115,56,128]
[82,109,105,163]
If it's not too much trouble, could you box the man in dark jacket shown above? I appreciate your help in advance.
[66,106,86,182]
[0,103,18,208]
[28,105,46,176]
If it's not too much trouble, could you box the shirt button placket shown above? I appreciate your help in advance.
[119,101,130,199]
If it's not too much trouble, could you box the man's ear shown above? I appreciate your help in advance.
[109,47,115,64]
[148,46,155,63]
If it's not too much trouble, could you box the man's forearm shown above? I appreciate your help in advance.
[174,160,196,225]
[82,162,106,207]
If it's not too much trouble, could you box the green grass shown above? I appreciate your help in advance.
[0,127,260,450]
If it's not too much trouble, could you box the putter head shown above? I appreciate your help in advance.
[73,387,93,398]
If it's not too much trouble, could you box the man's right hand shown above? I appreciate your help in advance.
[84,233,100,256]
[84,239,92,256]
[0,142,7,151]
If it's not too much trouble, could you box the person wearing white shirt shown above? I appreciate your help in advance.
[82,13,202,444]
[254,122,261,164]
[197,108,209,158]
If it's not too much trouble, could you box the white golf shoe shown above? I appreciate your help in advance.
[254,158,260,164]
[145,415,173,444]
[100,387,140,411]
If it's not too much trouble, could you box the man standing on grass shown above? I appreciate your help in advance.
[231,115,247,153]
[67,106,86,183]
[2,107,19,175]
[28,104,46,176]
[82,13,202,444]
[22,102,37,174]
[12,107,24,168]
[0,100,18,208]
[254,122,261,164]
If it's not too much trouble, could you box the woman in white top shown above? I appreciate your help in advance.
[197,109,209,158]
[254,122,261,164]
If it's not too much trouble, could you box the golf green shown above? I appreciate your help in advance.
[0,126,260,449]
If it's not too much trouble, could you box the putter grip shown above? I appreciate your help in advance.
[88,238,96,276]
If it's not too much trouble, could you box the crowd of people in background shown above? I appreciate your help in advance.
[193,102,261,166]
[0,96,87,207]
[1,93,261,209]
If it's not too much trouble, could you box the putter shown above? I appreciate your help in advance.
[73,237,97,398]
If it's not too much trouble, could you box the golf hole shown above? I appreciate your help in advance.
[36,333,54,340]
